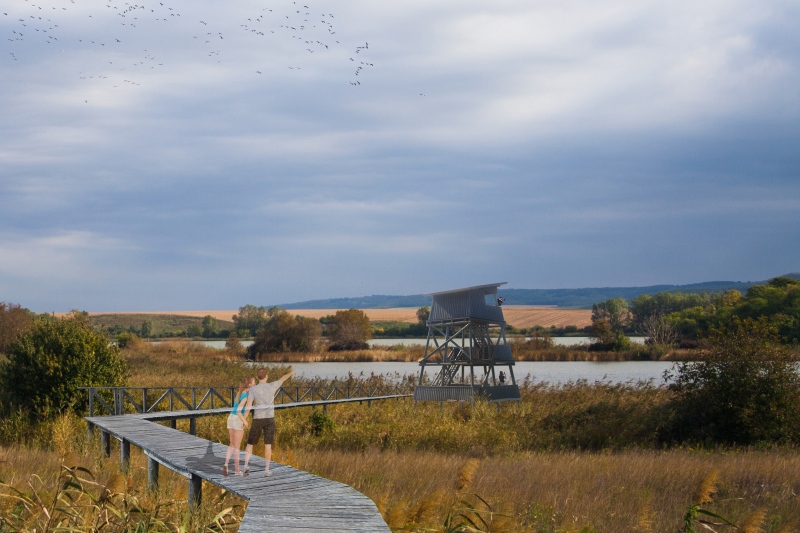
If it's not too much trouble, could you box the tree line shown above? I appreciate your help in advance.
[590,275,800,350]
[237,306,429,358]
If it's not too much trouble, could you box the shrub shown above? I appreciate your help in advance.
[225,332,245,356]
[115,331,139,348]
[309,408,335,436]
[248,309,321,357]
[416,306,430,325]
[588,331,631,352]
[662,317,800,445]
[0,313,128,418]
[328,309,372,351]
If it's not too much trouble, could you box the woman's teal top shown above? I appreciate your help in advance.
[231,391,248,415]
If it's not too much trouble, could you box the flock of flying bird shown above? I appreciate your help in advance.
[3,0,377,99]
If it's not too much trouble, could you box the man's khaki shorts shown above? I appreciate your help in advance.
[247,417,275,446]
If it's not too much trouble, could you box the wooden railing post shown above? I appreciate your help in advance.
[116,388,123,415]
[189,418,196,435]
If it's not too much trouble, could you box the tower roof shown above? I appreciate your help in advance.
[426,282,507,324]
[425,282,507,297]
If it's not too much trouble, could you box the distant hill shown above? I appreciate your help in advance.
[278,273,799,310]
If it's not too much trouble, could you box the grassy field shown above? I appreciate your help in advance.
[87,313,236,337]
[2,341,798,532]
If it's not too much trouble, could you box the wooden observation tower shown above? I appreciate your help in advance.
[413,283,521,404]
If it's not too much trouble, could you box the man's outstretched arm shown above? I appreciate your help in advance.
[277,370,295,385]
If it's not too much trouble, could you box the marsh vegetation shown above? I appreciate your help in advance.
[2,332,800,531]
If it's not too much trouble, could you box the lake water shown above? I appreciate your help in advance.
[155,338,673,385]
[191,336,647,350]
[245,361,676,385]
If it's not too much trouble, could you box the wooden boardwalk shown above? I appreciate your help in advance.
[86,408,391,532]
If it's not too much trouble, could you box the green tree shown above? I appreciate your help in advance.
[416,306,430,326]
[248,309,321,357]
[0,302,35,355]
[140,319,153,338]
[591,298,630,332]
[232,304,269,337]
[591,298,629,346]
[590,317,614,345]
[328,309,372,351]
[0,314,128,417]
[202,315,218,338]
[735,276,800,342]
[663,317,800,445]
[630,292,715,340]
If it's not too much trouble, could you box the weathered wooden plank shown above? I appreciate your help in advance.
[86,413,389,532]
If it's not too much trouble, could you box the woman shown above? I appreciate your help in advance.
[223,376,254,476]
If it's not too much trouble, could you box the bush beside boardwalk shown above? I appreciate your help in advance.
[3,337,800,531]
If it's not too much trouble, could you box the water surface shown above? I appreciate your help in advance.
[262,360,676,385]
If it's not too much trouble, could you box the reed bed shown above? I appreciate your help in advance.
[0,413,246,532]
[249,345,424,363]
[509,342,696,362]
[4,340,800,532]
[222,381,672,454]
[5,412,800,532]
[294,448,800,532]
[134,335,696,364]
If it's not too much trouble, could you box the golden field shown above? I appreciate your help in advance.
[67,306,593,329]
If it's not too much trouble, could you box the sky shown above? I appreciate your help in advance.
[2,0,799,312]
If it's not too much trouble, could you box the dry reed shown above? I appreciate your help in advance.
[294,448,800,532]
[740,508,767,533]
[456,458,480,491]
[693,468,719,505]
[0,412,247,532]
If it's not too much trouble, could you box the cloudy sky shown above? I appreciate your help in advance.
[2,0,799,312]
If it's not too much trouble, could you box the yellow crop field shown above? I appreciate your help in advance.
[79,306,592,329]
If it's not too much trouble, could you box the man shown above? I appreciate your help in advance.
[243,368,294,476]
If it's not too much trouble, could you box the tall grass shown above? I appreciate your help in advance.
[293,448,800,532]
[123,339,290,387]
[509,338,696,362]
[256,380,669,454]
[4,341,800,532]
[249,345,425,363]
[0,412,246,532]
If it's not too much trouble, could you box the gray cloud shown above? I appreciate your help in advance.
[1,0,798,311]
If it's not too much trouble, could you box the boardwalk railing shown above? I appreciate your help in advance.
[81,384,414,417]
